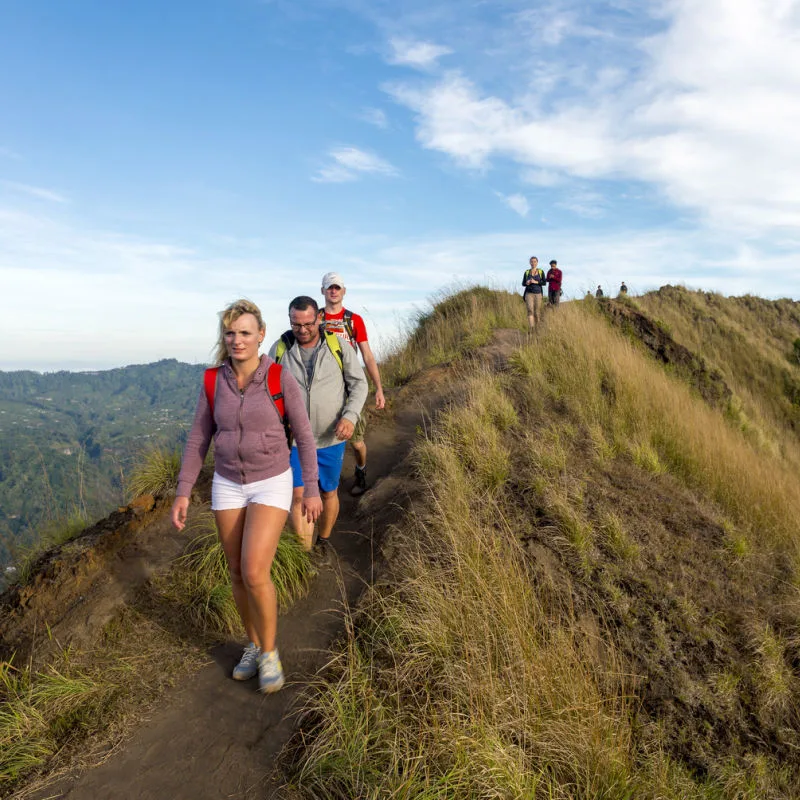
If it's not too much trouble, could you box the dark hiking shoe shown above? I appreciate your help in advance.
[313,536,334,564]
[350,466,368,496]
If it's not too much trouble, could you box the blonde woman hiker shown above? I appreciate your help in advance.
[522,256,546,331]
[319,272,385,496]
[171,299,322,693]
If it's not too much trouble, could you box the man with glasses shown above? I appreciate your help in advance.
[320,271,385,496]
[269,296,367,554]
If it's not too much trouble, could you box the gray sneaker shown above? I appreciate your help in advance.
[232,642,261,681]
[258,649,285,693]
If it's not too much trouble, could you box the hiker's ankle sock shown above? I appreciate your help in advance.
[356,464,366,473]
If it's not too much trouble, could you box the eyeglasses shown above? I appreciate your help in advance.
[290,321,317,331]
[325,285,342,291]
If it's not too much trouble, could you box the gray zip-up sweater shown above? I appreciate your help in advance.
[176,356,319,498]
[268,333,368,449]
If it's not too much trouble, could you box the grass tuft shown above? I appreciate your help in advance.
[126,447,182,500]
[168,509,316,635]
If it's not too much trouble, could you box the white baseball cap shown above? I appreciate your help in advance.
[322,272,345,289]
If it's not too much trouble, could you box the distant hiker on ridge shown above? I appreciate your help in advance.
[171,299,322,694]
[521,256,546,331]
[595,285,604,298]
[619,281,628,296]
[320,271,385,496]
[269,295,368,557]
[546,260,563,306]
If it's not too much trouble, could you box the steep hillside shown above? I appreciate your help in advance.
[0,359,206,572]
[289,288,800,798]
[633,286,800,441]
[3,287,800,799]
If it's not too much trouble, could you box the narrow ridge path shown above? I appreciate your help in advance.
[27,365,455,800]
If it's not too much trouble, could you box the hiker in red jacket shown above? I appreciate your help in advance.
[171,299,322,694]
[546,260,563,306]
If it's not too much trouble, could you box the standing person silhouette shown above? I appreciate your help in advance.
[319,272,385,496]
[546,260,563,306]
[522,256,546,331]
[269,295,368,555]
[171,299,322,694]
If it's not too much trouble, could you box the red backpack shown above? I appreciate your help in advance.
[203,363,291,448]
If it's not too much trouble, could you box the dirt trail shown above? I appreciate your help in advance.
[23,350,474,800]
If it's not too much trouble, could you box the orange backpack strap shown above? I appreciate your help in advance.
[203,367,219,418]
[266,362,292,448]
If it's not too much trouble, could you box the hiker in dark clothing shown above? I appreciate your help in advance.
[619,281,628,296]
[546,260,563,306]
[595,285,604,298]
[522,256,546,331]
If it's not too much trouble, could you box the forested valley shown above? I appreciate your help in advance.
[0,359,205,575]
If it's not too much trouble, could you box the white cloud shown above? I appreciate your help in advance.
[384,0,800,234]
[556,190,607,219]
[388,38,452,70]
[359,107,389,128]
[3,204,799,370]
[2,180,68,203]
[313,146,399,182]
[496,192,530,217]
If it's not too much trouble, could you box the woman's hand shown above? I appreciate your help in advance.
[303,496,323,523]
[171,496,190,531]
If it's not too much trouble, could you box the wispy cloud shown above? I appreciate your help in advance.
[2,203,799,370]
[313,146,399,183]
[388,38,452,70]
[358,107,389,129]
[496,191,530,218]
[556,190,607,219]
[2,180,68,203]
[383,0,800,234]
[0,147,22,161]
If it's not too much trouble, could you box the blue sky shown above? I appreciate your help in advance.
[2,0,799,371]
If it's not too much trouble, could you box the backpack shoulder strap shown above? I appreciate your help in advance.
[266,362,285,421]
[275,331,295,364]
[323,330,344,371]
[343,309,356,346]
[203,367,219,417]
[265,362,292,448]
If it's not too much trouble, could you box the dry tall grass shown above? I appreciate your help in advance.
[290,288,800,798]
[292,371,757,798]
[294,376,644,798]
[165,508,316,635]
[633,287,800,453]
[511,303,800,562]
[381,286,525,386]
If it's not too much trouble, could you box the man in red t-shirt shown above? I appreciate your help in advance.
[320,272,385,496]
[546,260,563,306]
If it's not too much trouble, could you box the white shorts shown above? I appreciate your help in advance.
[211,469,293,512]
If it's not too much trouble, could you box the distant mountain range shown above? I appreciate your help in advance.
[0,359,207,569]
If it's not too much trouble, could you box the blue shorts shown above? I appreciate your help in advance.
[290,442,346,493]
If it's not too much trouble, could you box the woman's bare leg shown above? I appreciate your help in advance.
[214,507,256,643]
[239,504,288,652]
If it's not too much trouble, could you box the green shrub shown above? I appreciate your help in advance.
[126,447,182,499]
